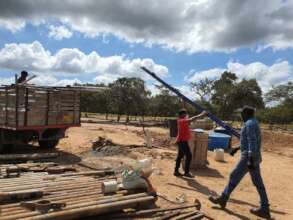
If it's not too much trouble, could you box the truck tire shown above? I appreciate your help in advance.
[39,139,59,149]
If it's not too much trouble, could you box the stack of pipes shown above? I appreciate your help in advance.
[0,169,156,220]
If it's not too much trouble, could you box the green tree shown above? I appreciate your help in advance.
[150,86,181,118]
[232,79,264,109]
[265,81,293,105]
[109,77,149,122]
[211,71,264,120]
[211,71,238,119]
[261,82,293,124]
[190,78,215,102]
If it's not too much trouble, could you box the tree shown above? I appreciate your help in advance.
[190,78,215,102]
[79,83,111,117]
[232,79,264,109]
[211,71,238,119]
[149,86,181,118]
[211,71,264,120]
[261,82,293,124]
[109,77,149,122]
[265,81,293,105]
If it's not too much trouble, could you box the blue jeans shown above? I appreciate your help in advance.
[222,155,269,209]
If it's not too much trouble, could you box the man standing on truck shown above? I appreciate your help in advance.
[174,109,206,178]
[17,70,28,83]
[209,106,271,219]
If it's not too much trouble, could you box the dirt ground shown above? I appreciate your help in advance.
[56,122,293,220]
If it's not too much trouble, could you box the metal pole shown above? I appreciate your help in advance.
[140,66,240,139]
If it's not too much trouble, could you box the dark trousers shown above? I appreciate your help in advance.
[222,155,269,209]
[175,141,192,174]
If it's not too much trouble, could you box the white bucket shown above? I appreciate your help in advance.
[102,180,118,194]
[214,148,225,162]
[137,158,153,177]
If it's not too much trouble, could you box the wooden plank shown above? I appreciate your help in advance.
[189,131,209,169]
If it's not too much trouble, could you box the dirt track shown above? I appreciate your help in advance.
[57,122,293,220]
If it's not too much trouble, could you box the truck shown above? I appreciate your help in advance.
[0,84,81,153]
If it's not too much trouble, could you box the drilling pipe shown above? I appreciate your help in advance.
[141,66,241,155]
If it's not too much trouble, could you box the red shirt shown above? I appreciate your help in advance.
[176,118,191,142]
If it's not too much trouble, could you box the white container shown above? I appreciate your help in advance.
[102,180,118,194]
[137,158,153,177]
[214,148,225,162]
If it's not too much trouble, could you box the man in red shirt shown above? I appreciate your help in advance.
[175,109,207,177]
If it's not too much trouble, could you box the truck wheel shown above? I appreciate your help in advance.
[39,139,59,149]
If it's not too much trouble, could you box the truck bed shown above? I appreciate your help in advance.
[0,85,81,129]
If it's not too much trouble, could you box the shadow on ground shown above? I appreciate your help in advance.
[168,178,218,197]
[212,206,251,220]
[228,197,287,216]
[1,144,81,165]
[191,166,224,178]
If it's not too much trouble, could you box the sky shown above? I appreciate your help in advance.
[0,0,292,97]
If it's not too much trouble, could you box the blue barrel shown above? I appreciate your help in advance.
[208,132,231,151]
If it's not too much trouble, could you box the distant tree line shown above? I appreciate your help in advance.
[76,72,293,124]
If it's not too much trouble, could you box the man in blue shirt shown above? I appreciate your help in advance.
[209,106,270,219]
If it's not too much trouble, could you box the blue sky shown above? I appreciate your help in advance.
[0,0,292,96]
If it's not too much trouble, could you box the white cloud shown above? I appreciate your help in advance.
[94,74,118,85]
[0,41,53,72]
[187,61,293,92]
[0,77,14,85]
[0,74,81,87]
[48,25,73,40]
[0,18,25,33]
[175,85,197,100]
[0,0,292,52]
[187,68,225,82]
[146,84,160,96]
[0,41,168,85]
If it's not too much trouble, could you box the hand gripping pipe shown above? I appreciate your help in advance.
[141,66,240,139]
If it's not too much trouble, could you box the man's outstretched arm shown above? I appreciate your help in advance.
[187,110,207,123]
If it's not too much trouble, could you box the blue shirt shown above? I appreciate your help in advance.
[240,117,262,163]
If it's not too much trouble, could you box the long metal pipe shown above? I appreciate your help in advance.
[141,66,240,139]
[23,196,154,220]
[0,175,115,187]
[1,189,128,211]
[1,188,124,210]
[0,153,59,161]
[0,178,101,192]
[1,193,153,220]
[0,174,115,189]
[2,191,128,216]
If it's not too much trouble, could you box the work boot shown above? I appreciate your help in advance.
[183,173,194,178]
[173,171,183,177]
[208,194,228,209]
[250,207,271,219]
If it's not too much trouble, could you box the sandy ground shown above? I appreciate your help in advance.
[57,122,293,220]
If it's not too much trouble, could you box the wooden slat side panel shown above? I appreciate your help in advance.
[0,86,81,128]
